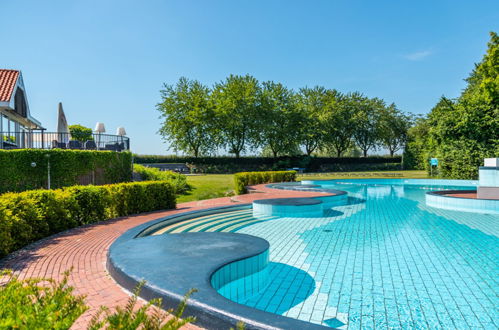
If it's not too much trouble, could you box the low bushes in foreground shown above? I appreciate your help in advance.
[89,281,196,330]
[234,170,297,194]
[133,164,189,194]
[0,270,87,329]
[0,271,198,330]
[0,181,176,258]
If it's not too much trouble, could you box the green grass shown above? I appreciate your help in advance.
[177,174,235,203]
[176,171,428,203]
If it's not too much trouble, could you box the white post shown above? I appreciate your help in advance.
[46,154,51,189]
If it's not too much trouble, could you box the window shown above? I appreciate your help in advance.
[14,88,27,117]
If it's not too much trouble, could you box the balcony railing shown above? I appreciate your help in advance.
[0,131,130,151]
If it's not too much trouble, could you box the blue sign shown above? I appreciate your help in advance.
[430,158,438,166]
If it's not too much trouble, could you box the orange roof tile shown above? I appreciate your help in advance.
[0,69,20,102]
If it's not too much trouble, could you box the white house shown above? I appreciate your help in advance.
[0,69,44,148]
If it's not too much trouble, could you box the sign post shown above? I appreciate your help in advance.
[430,158,438,176]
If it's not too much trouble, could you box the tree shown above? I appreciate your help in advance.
[296,87,328,155]
[404,115,430,170]
[211,74,260,158]
[157,77,214,157]
[404,32,499,178]
[69,124,93,142]
[322,91,357,157]
[378,103,411,156]
[351,94,383,157]
[257,81,300,157]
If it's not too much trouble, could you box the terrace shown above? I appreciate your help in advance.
[0,130,130,151]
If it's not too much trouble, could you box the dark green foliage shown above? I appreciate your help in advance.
[88,281,196,330]
[0,270,87,329]
[404,32,499,179]
[157,78,214,158]
[0,149,133,193]
[134,155,401,173]
[69,124,93,142]
[133,164,189,194]
[234,170,297,194]
[0,181,176,258]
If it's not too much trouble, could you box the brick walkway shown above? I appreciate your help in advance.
[0,184,337,329]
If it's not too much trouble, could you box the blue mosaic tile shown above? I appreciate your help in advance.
[195,181,498,328]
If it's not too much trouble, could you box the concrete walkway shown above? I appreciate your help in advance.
[0,184,338,329]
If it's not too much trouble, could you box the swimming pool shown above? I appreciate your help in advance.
[152,179,499,329]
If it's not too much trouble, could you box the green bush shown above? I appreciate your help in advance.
[69,124,94,142]
[0,181,176,258]
[0,270,87,329]
[133,164,189,194]
[89,281,196,330]
[0,149,133,193]
[234,170,296,194]
[106,181,176,217]
[134,155,401,174]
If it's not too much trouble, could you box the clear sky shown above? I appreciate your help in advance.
[1,0,498,155]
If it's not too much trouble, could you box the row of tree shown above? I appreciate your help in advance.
[404,32,498,179]
[157,76,412,158]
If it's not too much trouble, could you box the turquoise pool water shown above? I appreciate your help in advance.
[162,180,499,329]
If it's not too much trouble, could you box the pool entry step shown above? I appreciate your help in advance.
[253,198,324,217]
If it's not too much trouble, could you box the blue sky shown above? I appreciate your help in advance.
[2,0,498,154]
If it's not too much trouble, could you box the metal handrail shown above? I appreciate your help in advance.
[0,131,130,151]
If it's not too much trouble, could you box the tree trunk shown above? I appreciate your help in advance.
[363,149,368,157]
[234,150,240,158]
[336,149,342,157]
[390,150,394,157]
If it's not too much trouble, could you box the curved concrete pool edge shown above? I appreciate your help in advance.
[426,190,499,214]
[108,205,332,330]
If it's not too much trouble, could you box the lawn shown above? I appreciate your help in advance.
[177,174,236,203]
[177,170,428,203]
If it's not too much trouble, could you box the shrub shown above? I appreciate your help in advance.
[0,149,133,193]
[69,124,93,142]
[0,181,176,258]
[89,281,196,330]
[234,170,296,194]
[133,164,189,194]
[134,155,402,174]
[106,181,176,217]
[0,270,87,329]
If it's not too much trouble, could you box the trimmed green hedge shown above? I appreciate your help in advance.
[234,170,297,194]
[134,155,401,174]
[133,164,189,194]
[0,149,133,193]
[0,181,176,258]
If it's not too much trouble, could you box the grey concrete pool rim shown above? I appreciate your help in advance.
[108,204,332,330]
[253,197,322,206]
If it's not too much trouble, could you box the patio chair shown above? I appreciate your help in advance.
[84,140,97,150]
[51,140,66,149]
[67,140,82,149]
[104,143,118,151]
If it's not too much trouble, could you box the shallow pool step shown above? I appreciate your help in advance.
[154,209,278,234]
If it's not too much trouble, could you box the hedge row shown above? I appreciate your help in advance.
[134,155,402,173]
[133,164,189,194]
[0,181,176,258]
[0,150,133,193]
[234,170,297,194]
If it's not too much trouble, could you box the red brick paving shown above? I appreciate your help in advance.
[0,184,338,329]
